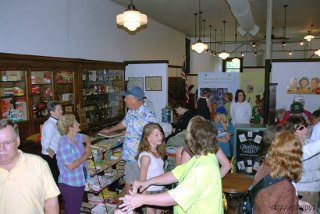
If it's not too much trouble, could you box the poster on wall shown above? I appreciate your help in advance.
[287,76,320,94]
[198,72,240,107]
[272,61,320,113]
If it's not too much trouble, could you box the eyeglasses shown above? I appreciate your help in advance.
[295,124,308,131]
[0,135,18,146]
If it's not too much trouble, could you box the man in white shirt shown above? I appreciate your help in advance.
[310,110,320,142]
[41,101,63,184]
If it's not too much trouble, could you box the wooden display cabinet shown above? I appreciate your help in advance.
[0,70,28,122]
[54,70,75,113]
[0,53,125,143]
[81,61,125,131]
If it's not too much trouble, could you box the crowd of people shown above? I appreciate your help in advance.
[1,84,320,214]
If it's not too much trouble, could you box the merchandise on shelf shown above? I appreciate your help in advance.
[1,98,13,119]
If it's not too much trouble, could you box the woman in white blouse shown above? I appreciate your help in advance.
[230,89,252,125]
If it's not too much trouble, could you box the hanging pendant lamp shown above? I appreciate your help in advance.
[219,20,230,60]
[116,0,147,32]
[304,25,314,42]
[232,19,240,63]
[191,0,208,54]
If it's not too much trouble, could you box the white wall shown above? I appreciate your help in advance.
[125,63,168,121]
[0,0,185,66]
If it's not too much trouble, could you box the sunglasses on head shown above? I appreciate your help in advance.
[295,124,308,131]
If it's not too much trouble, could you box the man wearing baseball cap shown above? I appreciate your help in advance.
[280,101,313,125]
[101,86,157,193]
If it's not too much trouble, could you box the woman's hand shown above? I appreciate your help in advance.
[131,180,150,193]
[119,194,143,213]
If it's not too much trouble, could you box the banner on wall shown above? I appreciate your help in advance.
[198,72,240,107]
[287,76,320,94]
[272,61,320,113]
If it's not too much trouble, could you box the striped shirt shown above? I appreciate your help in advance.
[56,133,89,187]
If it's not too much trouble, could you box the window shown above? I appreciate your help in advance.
[222,57,243,72]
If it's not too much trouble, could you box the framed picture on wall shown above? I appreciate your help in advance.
[145,76,162,91]
[64,105,73,113]
[128,77,144,90]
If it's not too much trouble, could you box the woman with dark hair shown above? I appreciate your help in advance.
[196,88,212,120]
[230,89,252,125]
[285,116,320,212]
[254,131,302,213]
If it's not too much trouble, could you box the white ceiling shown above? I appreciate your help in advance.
[111,0,320,45]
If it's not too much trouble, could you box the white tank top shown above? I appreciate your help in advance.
[138,151,164,192]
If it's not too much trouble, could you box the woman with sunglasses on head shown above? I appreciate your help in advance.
[285,116,320,212]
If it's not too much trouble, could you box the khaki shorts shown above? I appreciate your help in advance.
[124,161,139,183]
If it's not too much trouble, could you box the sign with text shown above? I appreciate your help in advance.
[233,124,266,175]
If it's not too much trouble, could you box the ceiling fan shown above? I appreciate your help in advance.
[273,5,290,44]
[264,5,290,42]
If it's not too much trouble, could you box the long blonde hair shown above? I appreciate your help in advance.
[265,130,302,181]
[214,113,229,128]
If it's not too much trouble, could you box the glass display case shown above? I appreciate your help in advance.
[0,70,28,121]
[30,70,53,119]
[82,69,125,129]
[54,70,74,112]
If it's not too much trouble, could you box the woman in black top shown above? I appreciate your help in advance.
[196,88,212,120]
[173,101,194,134]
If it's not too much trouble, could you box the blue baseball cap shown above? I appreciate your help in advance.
[216,106,227,115]
[121,86,144,101]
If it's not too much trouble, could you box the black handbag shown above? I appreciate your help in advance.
[239,174,284,214]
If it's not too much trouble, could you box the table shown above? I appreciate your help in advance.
[222,173,254,214]
[222,173,254,194]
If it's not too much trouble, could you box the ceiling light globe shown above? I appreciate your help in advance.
[304,34,314,42]
[315,49,320,56]
[218,52,230,60]
[192,42,208,54]
[232,57,240,64]
[116,10,147,31]
[124,21,140,31]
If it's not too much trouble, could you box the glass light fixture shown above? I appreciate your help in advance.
[282,41,286,47]
[192,41,208,54]
[116,0,147,31]
[299,40,304,46]
[232,57,240,64]
[304,32,314,42]
[191,3,207,54]
[289,51,293,55]
[219,52,230,60]
[304,25,314,41]
[219,20,229,60]
[232,19,240,63]
[315,49,320,56]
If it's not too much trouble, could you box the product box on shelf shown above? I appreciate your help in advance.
[1,98,13,119]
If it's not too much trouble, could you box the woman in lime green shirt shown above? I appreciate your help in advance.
[119,116,224,214]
